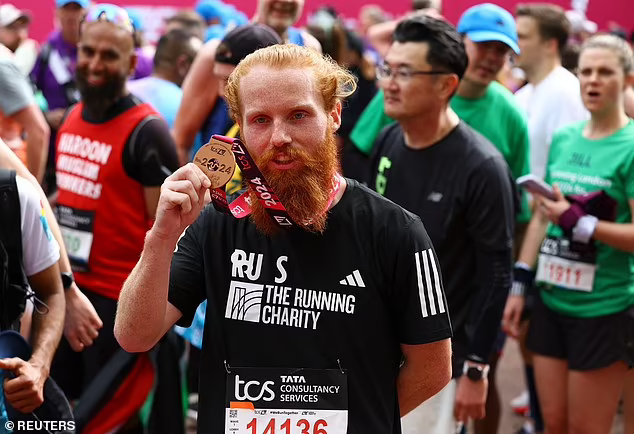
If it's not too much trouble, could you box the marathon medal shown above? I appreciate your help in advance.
[225,367,348,434]
[193,138,237,189]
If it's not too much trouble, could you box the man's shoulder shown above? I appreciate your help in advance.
[453,122,507,168]
[374,123,404,149]
[542,67,581,97]
[488,82,527,119]
[342,178,421,228]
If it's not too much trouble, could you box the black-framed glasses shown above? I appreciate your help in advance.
[376,62,451,82]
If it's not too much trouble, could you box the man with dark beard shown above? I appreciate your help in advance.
[51,4,179,425]
[115,44,453,434]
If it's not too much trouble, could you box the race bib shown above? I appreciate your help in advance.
[536,236,596,292]
[56,205,95,272]
[225,367,348,434]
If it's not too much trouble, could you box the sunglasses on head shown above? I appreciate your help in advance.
[83,3,134,34]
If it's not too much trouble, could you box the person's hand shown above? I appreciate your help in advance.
[502,295,525,338]
[64,284,103,351]
[44,108,66,130]
[152,163,211,242]
[454,372,488,423]
[0,358,47,413]
[538,186,570,225]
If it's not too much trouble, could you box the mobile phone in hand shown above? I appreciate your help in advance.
[517,174,557,201]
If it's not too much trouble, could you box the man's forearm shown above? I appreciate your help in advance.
[29,272,65,374]
[466,249,512,362]
[115,230,178,352]
[25,130,47,184]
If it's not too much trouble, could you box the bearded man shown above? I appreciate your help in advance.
[115,44,453,434]
[50,4,179,418]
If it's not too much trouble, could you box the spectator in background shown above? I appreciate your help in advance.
[0,4,38,76]
[31,0,88,194]
[0,53,49,183]
[358,4,389,37]
[565,9,597,44]
[164,10,206,43]
[172,0,321,165]
[128,29,203,128]
[515,4,588,179]
[126,7,153,80]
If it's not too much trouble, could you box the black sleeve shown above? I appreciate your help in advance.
[389,217,453,345]
[464,157,515,361]
[168,213,208,327]
[122,117,180,186]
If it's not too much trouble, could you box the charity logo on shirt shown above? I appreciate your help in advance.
[225,249,357,330]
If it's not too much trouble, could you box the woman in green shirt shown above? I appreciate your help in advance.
[503,34,634,434]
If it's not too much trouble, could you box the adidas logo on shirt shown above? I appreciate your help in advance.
[339,270,365,287]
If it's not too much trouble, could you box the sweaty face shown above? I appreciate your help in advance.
[515,16,544,73]
[462,37,511,87]
[578,47,627,116]
[76,21,135,116]
[258,0,304,35]
[237,66,341,235]
[381,41,447,120]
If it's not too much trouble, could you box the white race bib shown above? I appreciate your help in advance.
[225,368,348,434]
[56,205,95,271]
[536,236,597,292]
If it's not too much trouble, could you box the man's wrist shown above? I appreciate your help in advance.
[462,361,490,381]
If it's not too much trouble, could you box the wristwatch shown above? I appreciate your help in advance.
[61,272,74,290]
[463,362,490,382]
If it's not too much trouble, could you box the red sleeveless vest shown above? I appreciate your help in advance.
[56,102,158,299]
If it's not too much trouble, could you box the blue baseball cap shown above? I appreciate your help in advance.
[125,8,143,32]
[0,330,31,361]
[56,0,91,9]
[457,3,519,54]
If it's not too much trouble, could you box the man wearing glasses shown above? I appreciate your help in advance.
[367,15,517,434]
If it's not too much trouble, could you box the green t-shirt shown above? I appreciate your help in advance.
[351,84,531,222]
[539,120,634,317]
[450,82,531,223]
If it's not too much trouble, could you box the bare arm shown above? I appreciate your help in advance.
[143,186,161,220]
[26,263,65,377]
[11,104,49,183]
[398,338,452,416]
[367,20,398,58]
[575,199,634,253]
[172,39,220,165]
[516,203,550,267]
[115,164,211,352]
[0,140,103,351]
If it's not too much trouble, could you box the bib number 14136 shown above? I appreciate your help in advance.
[246,418,327,434]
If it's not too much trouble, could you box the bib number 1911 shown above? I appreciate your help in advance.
[247,418,327,434]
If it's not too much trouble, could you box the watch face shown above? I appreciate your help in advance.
[61,273,73,289]
[466,366,483,381]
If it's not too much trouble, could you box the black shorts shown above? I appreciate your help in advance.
[527,293,634,371]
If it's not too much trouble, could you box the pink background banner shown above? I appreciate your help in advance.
[21,0,633,45]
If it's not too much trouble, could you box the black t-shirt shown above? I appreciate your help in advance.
[368,122,516,366]
[78,94,179,186]
[168,179,452,434]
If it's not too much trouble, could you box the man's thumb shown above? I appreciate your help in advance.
[0,357,22,371]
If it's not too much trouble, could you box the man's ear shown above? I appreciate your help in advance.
[329,100,342,131]
[128,52,138,78]
[440,73,460,100]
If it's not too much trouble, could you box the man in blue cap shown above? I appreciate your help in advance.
[30,0,89,195]
[365,13,519,434]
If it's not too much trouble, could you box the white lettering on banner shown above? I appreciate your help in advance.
[58,133,113,165]
[57,172,103,200]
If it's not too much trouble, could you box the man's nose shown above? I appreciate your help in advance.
[270,121,292,147]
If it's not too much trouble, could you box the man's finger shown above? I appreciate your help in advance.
[162,189,193,214]
[3,375,31,394]
[0,358,23,371]
[4,387,37,402]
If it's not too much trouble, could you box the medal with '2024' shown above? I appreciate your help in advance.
[193,138,237,189]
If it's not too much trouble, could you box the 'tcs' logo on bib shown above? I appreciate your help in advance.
[235,375,275,402]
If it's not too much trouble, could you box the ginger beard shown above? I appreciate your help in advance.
[248,123,339,236]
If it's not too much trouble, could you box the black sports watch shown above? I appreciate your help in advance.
[463,363,490,382]
[61,272,74,290]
